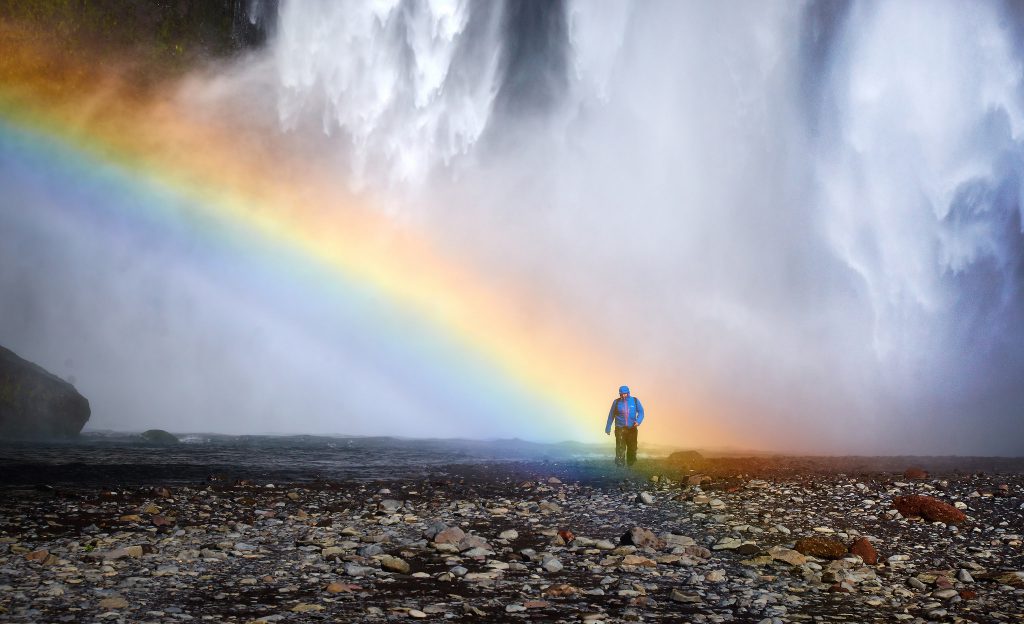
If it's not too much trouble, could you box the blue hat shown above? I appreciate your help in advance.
[618,385,630,394]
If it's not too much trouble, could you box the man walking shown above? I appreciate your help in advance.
[605,385,644,467]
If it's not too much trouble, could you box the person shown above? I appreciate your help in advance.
[605,385,644,467]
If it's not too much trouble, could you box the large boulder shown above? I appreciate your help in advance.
[0,345,89,438]
[892,495,966,525]
[140,429,179,444]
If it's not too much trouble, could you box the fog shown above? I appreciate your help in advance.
[2,0,1023,453]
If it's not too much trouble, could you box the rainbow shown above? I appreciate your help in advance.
[0,23,727,447]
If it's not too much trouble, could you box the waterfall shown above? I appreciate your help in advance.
[254,0,1024,451]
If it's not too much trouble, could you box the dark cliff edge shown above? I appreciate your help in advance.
[0,0,275,68]
[0,345,90,438]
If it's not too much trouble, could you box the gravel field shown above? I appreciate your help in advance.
[1,447,1023,623]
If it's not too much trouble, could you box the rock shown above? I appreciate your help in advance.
[433,526,466,545]
[903,467,929,480]
[666,450,704,466]
[542,583,578,597]
[344,563,374,577]
[24,549,51,563]
[892,495,967,524]
[705,569,727,582]
[977,571,1024,587]
[291,603,324,613]
[670,589,703,604]
[505,604,526,613]
[98,596,128,610]
[547,477,562,484]
[557,529,575,544]
[713,537,742,550]
[379,499,403,513]
[637,492,655,505]
[794,537,848,559]
[621,554,656,567]
[357,544,383,557]
[848,537,878,564]
[408,609,427,618]
[621,527,666,550]
[139,429,179,444]
[542,557,563,573]
[380,555,410,574]
[103,545,145,560]
[0,344,90,438]
[679,544,712,559]
[538,501,562,513]
[499,529,518,540]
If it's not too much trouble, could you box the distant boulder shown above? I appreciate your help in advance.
[140,429,180,444]
[903,467,929,480]
[665,450,705,466]
[0,345,89,438]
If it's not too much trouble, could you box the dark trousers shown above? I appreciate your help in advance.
[614,425,638,466]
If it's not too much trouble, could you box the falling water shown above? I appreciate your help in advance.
[256,0,1024,453]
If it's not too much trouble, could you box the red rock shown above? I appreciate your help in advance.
[151,515,173,527]
[828,583,851,593]
[524,600,551,609]
[848,537,878,565]
[794,537,847,559]
[892,495,966,524]
[960,589,977,600]
[903,467,929,480]
[325,582,360,593]
[557,530,575,544]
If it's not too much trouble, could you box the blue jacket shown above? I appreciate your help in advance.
[606,395,644,433]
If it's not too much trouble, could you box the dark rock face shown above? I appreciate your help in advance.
[0,346,89,438]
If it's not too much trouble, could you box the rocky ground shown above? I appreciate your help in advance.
[1,455,1023,623]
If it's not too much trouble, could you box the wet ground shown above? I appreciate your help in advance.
[1,440,1023,623]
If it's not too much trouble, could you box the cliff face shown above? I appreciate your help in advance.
[0,345,90,438]
[0,0,274,68]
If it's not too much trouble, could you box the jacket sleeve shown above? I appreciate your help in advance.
[606,401,617,434]
[635,398,644,425]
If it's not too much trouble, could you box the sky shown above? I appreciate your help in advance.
[1,0,1023,454]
